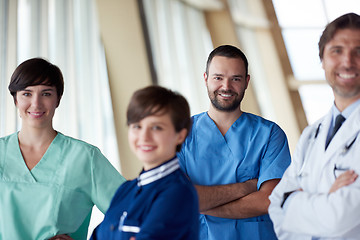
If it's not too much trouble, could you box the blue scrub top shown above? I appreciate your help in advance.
[177,112,291,240]
[91,157,199,240]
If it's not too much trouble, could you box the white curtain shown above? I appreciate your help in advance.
[0,0,120,235]
[142,0,212,115]
[0,0,18,136]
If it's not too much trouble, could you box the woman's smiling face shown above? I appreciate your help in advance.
[16,85,59,129]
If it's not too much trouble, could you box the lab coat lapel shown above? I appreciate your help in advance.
[325,105,360,159]
[317,110,332,153]
[301,112,331,191]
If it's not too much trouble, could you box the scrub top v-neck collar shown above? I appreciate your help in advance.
[4,132,61,183]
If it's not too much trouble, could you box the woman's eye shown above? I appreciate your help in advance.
[43,92,52,96]
[23,92,31,96]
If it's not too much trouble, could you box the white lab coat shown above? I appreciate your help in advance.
[269,104,360,240]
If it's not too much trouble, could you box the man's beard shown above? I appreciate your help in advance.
[209,90,243,112]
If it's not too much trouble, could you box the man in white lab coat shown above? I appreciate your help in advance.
[268,12,360,240]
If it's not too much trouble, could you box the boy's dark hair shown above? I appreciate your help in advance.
[127,85,191,152]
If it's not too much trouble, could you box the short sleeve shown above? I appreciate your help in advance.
[90,147,126,213]
[258,124,291,189]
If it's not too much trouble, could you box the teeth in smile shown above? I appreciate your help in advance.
[338,73,356,79]
[220,94,232,97]
[140,146,154,151]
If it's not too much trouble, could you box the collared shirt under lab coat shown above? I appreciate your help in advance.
[269,103,360,240]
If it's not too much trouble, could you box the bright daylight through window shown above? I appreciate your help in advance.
[272,0,360,124]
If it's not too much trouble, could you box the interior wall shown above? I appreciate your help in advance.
[96,0,151,179]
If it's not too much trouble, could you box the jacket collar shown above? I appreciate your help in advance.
[137,157,179,187]
[325,104,360,157]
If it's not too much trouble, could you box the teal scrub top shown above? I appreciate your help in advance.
[0,132,126,240]
[177,112,291,240]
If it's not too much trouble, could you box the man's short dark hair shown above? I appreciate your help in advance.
[206,45,249,77]
[319,13,360,60]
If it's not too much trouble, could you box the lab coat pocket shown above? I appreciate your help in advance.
[333,136,360,176]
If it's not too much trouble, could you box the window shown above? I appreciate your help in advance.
[272,0,360,123]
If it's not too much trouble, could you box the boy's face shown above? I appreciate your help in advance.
[128,112,187,170]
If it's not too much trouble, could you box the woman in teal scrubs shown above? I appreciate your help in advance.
[0,58,126,240]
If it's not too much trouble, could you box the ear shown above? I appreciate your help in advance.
[176,128,188,145]
[13,93,18,106]
[204,72,208,86]
[245,74,250,89]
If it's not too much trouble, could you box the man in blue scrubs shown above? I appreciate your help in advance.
[177,45,291,239]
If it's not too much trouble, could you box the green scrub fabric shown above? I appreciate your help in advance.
[0,132,126,240]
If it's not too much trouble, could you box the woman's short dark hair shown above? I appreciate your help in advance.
[8,58,64,104]
[127,85,191,152]
[319,13,360,60]
[206,45,249,77]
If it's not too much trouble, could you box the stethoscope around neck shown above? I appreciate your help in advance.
[313,123,357,154]
[297,123,357,178]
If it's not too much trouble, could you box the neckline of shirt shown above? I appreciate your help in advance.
[331,98,360,123]
[137,157,179,186]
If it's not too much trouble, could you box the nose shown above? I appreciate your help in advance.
[31,94,42,108]
[342,51,355,68]
[139,128,151,141]
[222,78,232,90]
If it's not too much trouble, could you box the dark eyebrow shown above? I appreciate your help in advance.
[41,88,55,92]
[211,73,244,78]
[329,46,342,49]
[21,88,56,92]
